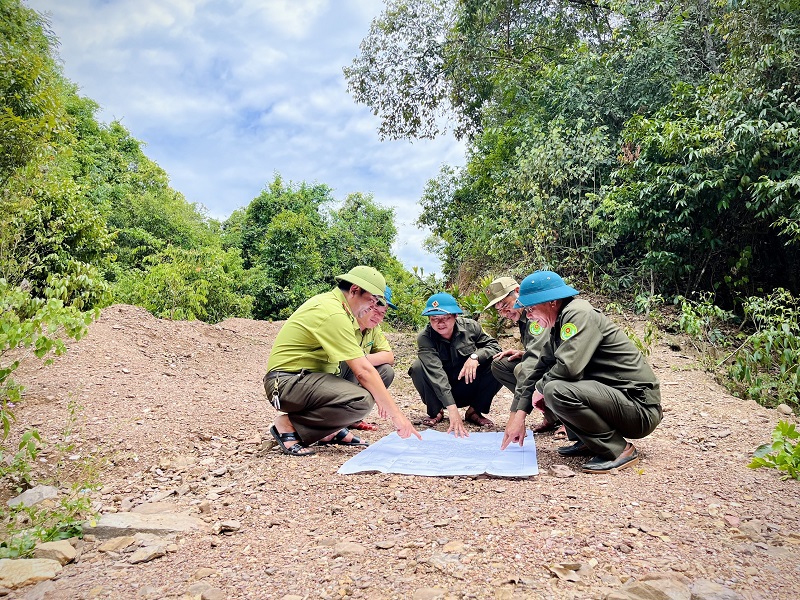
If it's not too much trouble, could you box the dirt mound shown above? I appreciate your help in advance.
[5,304,799,599]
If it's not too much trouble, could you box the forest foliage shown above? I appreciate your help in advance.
[346,0,799,306]
[0,0,798,495]
[344,0,799,413]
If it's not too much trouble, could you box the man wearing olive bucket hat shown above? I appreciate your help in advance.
[500,271,662,473]
[265,266,421,456]
[483,276,558,434]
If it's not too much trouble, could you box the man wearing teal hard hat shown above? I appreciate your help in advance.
[408,292,503,437]
[265,267,421,456]
[483,276,559,434]
[339,286,398,432]
[501,271,662,473]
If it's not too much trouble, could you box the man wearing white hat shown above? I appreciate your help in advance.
[265,266,421,456]
[483,276,557,433]
[501,271,662,473]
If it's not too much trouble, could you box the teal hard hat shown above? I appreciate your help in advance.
[384,286,398,310]
[422,292,463,316]
[514,271,579,307]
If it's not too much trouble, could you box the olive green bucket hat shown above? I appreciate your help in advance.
[335,265,387,298]
[484,277,519,310]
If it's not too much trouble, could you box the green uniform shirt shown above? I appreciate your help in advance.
[511,298,661,412]
[416,316,502,408]
[359,324,391,355]
[266,288,365,374]
[512,313,551,408]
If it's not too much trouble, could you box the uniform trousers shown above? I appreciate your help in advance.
[263,372,373,444]
[409,359,502,418]
[491,357,559,425]
[543,379,662,459]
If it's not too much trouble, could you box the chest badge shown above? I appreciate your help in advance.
[529,321,544,336]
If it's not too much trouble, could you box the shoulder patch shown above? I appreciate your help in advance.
[528,321,544,336]
[560,322,578,340]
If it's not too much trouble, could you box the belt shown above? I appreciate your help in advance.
[265,370,302,381]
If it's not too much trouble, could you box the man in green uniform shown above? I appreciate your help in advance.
[409,293,503,438]
[340,286,397,431]
[483,277,557,433]
[501,271,662,473]
[265,266,420,456]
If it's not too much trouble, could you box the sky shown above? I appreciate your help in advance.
[25,0,465,275]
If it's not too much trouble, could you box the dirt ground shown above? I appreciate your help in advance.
[4,303,800,599]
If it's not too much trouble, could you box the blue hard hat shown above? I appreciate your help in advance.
[384,286,398,310]
[514,271,579,308]
[422,292,463,316]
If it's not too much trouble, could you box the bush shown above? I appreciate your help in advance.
[728,289,800,410]
[749,420,800,481]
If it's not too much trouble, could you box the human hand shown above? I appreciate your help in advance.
[500,410,528,450]
[446,406,469,438]
[392,413,422,440]
[457,358,479,384]
[492,348,523,361]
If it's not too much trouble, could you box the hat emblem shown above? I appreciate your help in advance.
[431,300,439,308]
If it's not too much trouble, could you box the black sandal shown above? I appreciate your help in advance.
[269,425,316,457]
[317,428,369,447]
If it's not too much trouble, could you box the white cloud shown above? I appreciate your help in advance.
[28,0,464,275]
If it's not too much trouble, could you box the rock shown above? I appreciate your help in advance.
[376,540,396,549]
[136,584,161,598]
[690,579,746,600]
[333,542,366,556]
[214,520,241,534]
[0,559,62,589]
[98,536,136,553]
[550,464,576,478]
[130,501,179,514]
[128,545,167,564]
[6,486,58,508]
[201,587,225,600]
[776,404,793,416]
[413,588,447,599]
[187,582,211,596]
[85,512,209,538]
[33,540,77,565]
[442,540,465,553]
[606,577,691,599]
[192,567,218,580]
[17,579,56,600]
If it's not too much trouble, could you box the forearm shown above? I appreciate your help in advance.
[354,362,402,417]
[367,351,394,367]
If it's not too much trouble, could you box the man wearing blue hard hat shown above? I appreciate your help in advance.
[340,286,398,432]
[408,292,503,438]
[483,276,558,434]
[501,271,662,473]
[265,266,421,456]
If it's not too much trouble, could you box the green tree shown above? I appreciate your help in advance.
[0,0,64,180]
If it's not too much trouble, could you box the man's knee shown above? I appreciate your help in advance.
[543,380,580,411]
[408,359,426,387]
[377,364,395,388]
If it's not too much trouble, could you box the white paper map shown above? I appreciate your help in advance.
[337,429,538,477]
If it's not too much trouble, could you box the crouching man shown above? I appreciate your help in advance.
[265,266,420,456]
[501,271,662,473]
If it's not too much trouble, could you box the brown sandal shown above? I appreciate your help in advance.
[421,411,444,427]
[464,409,494,428]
